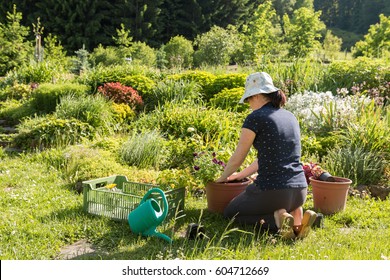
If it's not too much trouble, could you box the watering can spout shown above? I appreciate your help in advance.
[145,228,172,243]
[128,188,171,243]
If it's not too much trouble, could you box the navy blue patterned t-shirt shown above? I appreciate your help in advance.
[242,102,307,190]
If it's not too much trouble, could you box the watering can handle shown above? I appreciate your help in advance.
[140,188,168,224]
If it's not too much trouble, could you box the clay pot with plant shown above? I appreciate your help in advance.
[193,151,250,213]
[304,162,352,215]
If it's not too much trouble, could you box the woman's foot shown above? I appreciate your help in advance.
[296,210,317,239]
[278,212,295,239]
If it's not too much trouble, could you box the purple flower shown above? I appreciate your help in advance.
[212,158,218,164]
[194,166,200,171]
[193,152,198,157]
[212,152,216,157]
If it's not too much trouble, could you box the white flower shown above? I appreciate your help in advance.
[187,127,196,133]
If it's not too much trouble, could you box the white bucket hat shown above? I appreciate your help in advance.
[239,72,279,103]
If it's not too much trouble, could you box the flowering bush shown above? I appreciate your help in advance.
[98,82,143,110]
[193,151,226,185]
[285,90,372,132]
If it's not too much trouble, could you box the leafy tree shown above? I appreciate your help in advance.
[323,30,342,60]
[90,44,123,67]
[193,25,241,67]
[241,0,282,63]
[130,41,156,67]
[283,7,326,57]
[164,35,194,69]
[0,4,30,76]
[43,33,71,72]
[353,14,390,58]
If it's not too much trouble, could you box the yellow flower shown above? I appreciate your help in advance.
[104,183,117,189]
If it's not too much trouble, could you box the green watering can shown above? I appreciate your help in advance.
[128,188,172,243]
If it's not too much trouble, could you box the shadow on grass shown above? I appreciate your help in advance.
[48,202,297,260]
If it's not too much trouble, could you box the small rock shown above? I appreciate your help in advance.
[368,185,390,200]
[57,239,106,260]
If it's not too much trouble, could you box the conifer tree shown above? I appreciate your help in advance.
[0,4,30,75]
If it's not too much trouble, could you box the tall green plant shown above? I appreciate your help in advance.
[55,94,115,135]
[323,102,389,186]
[148,79,201,109]
[120,130,165,170]
[259,58,326,94]
[338,102,389,160]
[323,146,386,186]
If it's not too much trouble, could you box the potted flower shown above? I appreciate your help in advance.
[193,151,250,213]
[303,162,352,215]
[303,162,335,184]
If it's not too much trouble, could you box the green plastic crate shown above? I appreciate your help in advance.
[82,175,185,221]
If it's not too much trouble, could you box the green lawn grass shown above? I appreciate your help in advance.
[0,155,389,260]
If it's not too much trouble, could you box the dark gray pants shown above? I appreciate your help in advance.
[224,184,307,232]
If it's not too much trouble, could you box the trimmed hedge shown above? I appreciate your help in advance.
[31,83,89,113]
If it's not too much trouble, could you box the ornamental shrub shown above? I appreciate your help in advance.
[120,74,156,95]
[111,103,135,125]
[119,74,156,107]
[14,116,95,150]
[203,73,246,100]
[34,145,131,184]
[209,87,248,112]
[130,41,157,67]
[97,82,143,111]
[166,71,216,99]
[55,94,115,134]
[0,99,36,123]
[0,83,32,100]
[164,35,194,69]
[133,103,244,147]
[77,64,147,93]
[31,83,89,114]
[285,90,372,133]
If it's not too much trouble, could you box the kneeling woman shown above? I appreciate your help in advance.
[216,72,316,239]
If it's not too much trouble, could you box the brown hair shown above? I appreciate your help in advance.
[267,90,286,108]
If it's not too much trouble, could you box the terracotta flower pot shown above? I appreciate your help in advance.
[205,179,251,213]
[310,176,352,215]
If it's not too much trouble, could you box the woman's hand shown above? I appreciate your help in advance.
[226,172,243,182]
[216,172,243,183]
[215,176,228,183]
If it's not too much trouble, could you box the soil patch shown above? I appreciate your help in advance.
[56,239,107,260]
